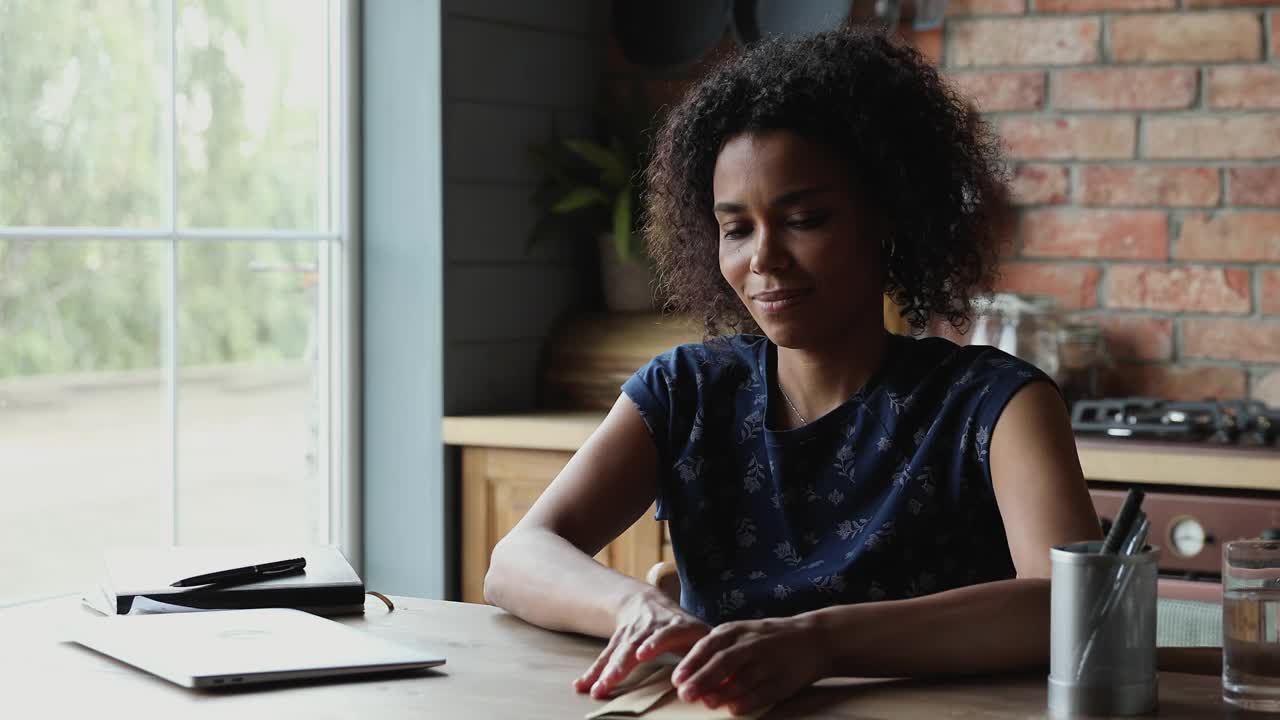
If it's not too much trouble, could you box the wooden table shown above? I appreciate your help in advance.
[1,595,1232,719]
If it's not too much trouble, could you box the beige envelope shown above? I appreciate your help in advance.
[585,667,773,720]
[605,660,678,697]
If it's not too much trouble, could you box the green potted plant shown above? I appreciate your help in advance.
[528,102,659,312]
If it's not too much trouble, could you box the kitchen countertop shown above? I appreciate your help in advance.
[444,413,1280,492]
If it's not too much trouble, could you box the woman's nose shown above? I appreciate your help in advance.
[749,225,791,275]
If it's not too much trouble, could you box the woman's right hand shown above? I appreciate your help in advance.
[574,587,710,699]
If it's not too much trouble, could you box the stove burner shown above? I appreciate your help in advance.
[1071,397,1280,447]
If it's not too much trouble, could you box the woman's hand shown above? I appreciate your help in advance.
[671,615,828,716]
[574,588,710,699]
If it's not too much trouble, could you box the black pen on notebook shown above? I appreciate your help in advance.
[170,557,307,587]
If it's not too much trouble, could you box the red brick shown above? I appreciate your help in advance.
[1208,66,1280,110]
[948,18,1100,67]
[1038,0,1172,8]
[1101,364,1246,402]
[1263,270,1280,315]
[1000,117,1135,160]
[1146,116,1280,160]
[1106,265,1250,313]
[1229,168,1280,207]
[1185,0,1280,6]
[1110,13,1262,63]
[1177,212,1280,260]
[1081,166,1220,207]
[1070,314,1173,362]
[1053,68,1196,111]
[1010,164,1069,205]
[1184,319,1280,363]
[948,72,1045,112]
[1021,210,1168,259]
[995,262,1100,309]
[946,0,1025,14]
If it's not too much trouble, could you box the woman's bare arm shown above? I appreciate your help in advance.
[989,380,1103,578]
[484,394,666,638]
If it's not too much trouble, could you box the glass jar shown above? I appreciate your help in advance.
[970,293,1061,379]
[1055,322,1105,409]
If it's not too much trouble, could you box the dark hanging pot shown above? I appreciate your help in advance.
[730,0,902,45]
[611,0,731,68]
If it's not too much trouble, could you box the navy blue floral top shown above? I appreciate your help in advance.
[622,332,1052,625]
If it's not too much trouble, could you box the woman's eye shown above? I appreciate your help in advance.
[788,212,827,229]
[721,226,750,240]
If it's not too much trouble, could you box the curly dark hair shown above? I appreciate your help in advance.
[643,28,1010,337]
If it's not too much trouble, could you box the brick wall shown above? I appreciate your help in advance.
[945,0,1280,403]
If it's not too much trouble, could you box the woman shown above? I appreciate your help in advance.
[485,29,1101,716]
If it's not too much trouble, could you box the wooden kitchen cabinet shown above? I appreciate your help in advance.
[459,445,670,604]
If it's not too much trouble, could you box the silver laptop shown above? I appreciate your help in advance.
[72,607,445,688]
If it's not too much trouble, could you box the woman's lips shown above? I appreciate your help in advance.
[751,288,813,313]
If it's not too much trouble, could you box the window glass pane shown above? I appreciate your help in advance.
[0,1,167,227]
[176,0,327,230]
[0,240,169,604]
[175,240,328,545]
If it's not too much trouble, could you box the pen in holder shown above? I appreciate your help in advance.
[1048,489,1158,718]
[1074,512,1150,679]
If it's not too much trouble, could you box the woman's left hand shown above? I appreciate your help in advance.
[669,615,828,716]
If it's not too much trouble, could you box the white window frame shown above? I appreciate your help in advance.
[0,0,362,572]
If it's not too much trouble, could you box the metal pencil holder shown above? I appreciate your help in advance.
[1048,540,1159,717]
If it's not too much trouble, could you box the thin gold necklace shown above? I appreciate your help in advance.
[777,379,808,426]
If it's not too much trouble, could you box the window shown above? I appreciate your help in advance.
[0,0,357,605]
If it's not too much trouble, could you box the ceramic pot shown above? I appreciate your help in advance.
[598,233,655,313]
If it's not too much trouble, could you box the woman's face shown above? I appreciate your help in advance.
[713,130,885,349]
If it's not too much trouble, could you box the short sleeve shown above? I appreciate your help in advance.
[971,353,1060,492]
[622,353,676,468]
[621,347,690,522]
[621,339,752,521]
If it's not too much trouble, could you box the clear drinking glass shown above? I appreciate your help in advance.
[1223,540,1280,711]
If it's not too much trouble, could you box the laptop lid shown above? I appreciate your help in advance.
[73,608,445,688]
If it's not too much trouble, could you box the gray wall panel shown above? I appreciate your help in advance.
[445,17,596,107]
[444,182,575,264]
[445,264,581,344]
[444,102,552,183]
[444,340,544,413]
